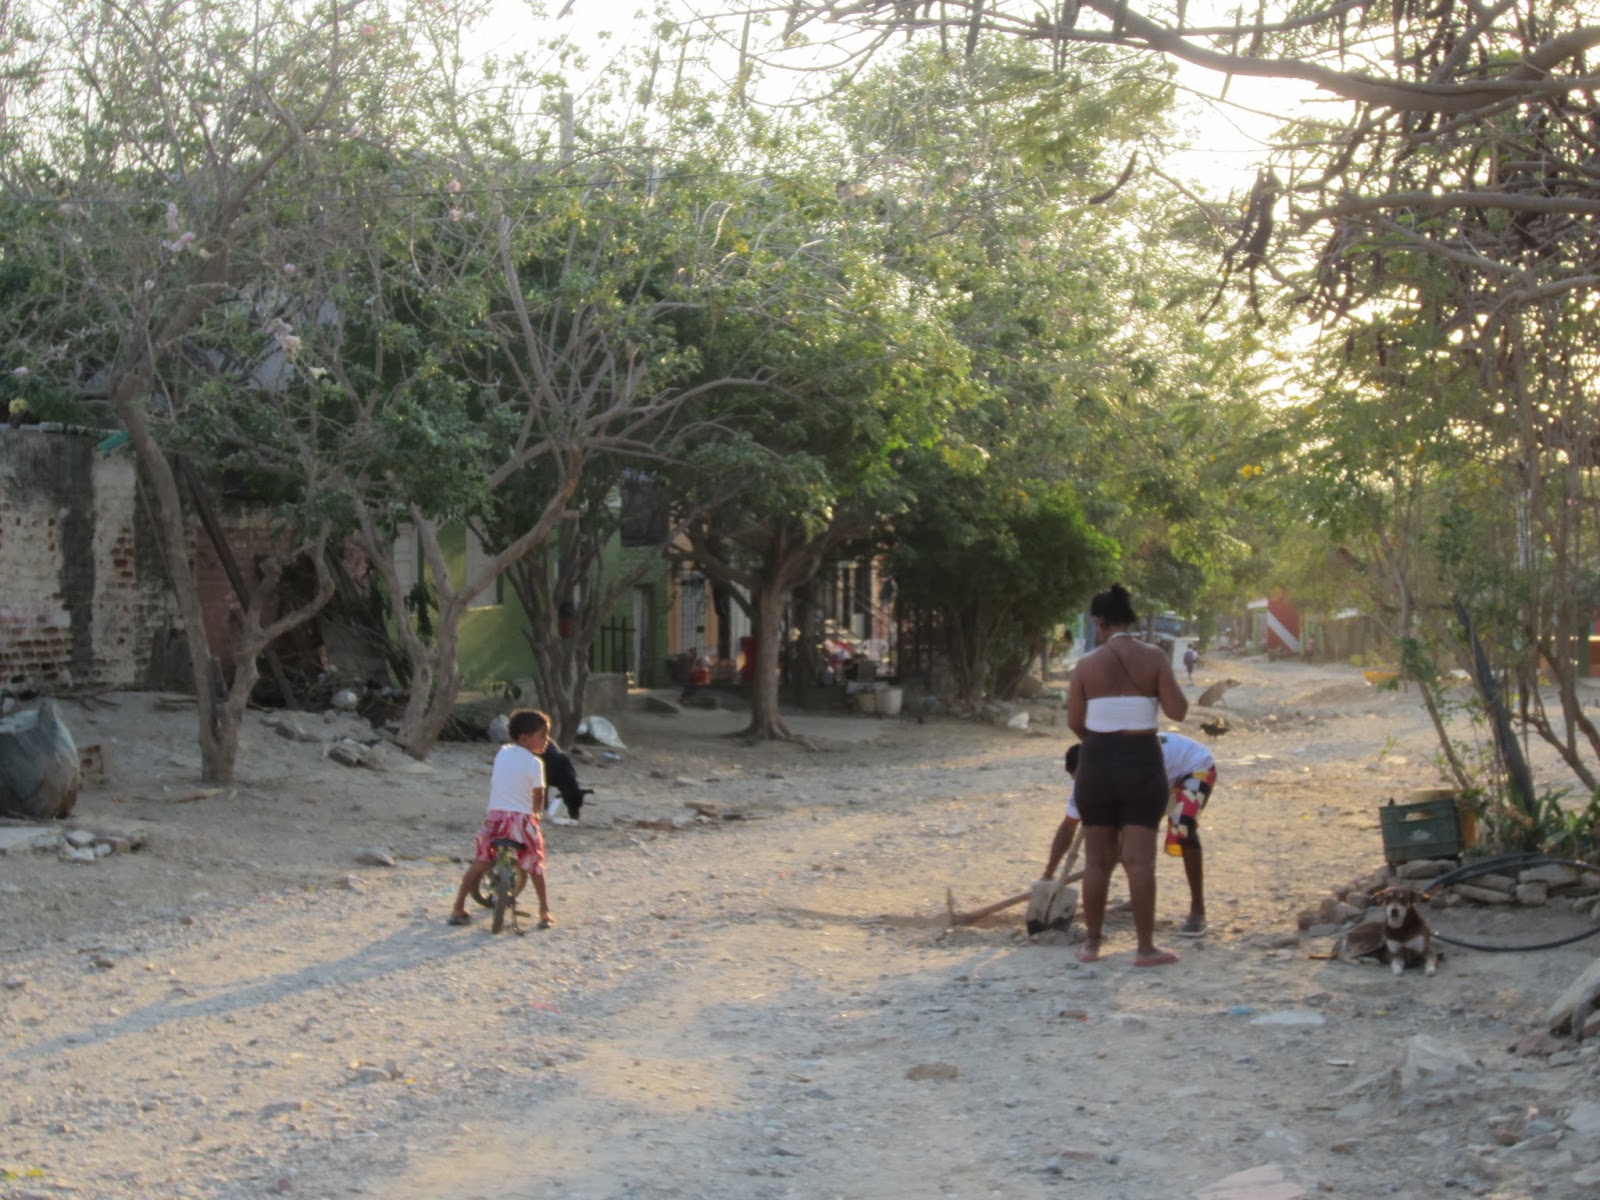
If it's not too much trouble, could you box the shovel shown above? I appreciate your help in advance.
[945,829,1082,929]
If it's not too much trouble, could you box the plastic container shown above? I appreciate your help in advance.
[854,689,878,715]
[1380,796,1461,865]
[878,687,903,717]
[1409,787,1478,850]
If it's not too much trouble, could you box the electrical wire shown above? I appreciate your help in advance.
[1420,853,1600,952]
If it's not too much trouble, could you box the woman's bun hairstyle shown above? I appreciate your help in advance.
[1090,583,1138,625]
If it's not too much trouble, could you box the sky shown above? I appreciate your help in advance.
[469,0,1323,197]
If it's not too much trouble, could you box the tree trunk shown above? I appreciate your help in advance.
[743,579,792,739]
[113,392,232,781]
[393,622,462,758]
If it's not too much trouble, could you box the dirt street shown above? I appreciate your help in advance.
[3,657,1599,1199]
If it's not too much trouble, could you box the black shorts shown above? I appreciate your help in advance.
[1075,731,1167,830]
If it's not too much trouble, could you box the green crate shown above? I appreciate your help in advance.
[1380,796,1461,865]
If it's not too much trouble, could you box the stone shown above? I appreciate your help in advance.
[486,714,510,743]
[0,823,54,854]
[1195,1163,1305,1200]
[1544,958,1600,1036]
[1511,1033,1566,1057]
[267,718,321,744]
[1521,864,1579,888]
[353,848,395,867]
[1509,1131,1561,1152]
[331,689,360,710]
[1563,1100,1600,1136]
[905,1062,959,1081]
[0,699,82,820]
[1359,867,1394,891]
[1472,872,1517,893]
[1251,931,1301,950]
[327,740,376,768]
[58,843,96,863]
[1400,1034,1482,1094]
[1250,1010,1325,1027]
[1515,881,1550,906]
[1452,884,1512,904]
[64,828,96,848]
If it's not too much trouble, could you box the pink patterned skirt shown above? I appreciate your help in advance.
[471,810,545,877]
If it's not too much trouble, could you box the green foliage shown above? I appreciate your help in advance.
[1475,786,1600,863]
[890,457,1116,696]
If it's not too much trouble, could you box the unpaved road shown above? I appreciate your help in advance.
[3,659,1599,1199]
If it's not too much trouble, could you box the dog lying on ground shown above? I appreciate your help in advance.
[1377,885,1437,976]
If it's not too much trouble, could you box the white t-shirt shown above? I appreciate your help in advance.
[1065,732,1214,820]
[487,743,546,815]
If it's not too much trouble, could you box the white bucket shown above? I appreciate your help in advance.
[878,687,903,717]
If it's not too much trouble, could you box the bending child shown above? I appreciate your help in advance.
[1044,732,1217,938]
[448,708,554,929]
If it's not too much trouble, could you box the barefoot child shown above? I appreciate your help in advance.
[448,708,554,929]
[1044,732,1217,939]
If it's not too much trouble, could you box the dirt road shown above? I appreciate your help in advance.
[3,658,1598,1199]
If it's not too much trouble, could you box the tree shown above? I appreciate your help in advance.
[294,150,775,757]
[889,464,1115,700]
[663,173,974,738]
[0,0,469,782]
[830,41,1274,660]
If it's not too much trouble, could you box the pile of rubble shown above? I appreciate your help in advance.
[0,819,147,862]
[1302,858,1600,937]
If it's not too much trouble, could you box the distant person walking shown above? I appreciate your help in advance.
[1182,644,1199,685]
[1066,584,1188,966]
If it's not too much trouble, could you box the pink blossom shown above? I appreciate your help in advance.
[447,179,463,194]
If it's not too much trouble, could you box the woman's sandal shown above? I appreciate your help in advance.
[446,912,471,927]
[538,913,555,929]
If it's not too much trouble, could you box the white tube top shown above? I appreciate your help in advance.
[1085,694,1160,732]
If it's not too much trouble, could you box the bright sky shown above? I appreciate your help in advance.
[471,0,1323,197]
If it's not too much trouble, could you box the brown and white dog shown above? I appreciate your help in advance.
[1377,885,1437,976]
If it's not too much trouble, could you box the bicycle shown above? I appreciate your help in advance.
[477,837,527,935]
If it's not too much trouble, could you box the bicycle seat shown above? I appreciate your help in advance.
[490,836,525,851]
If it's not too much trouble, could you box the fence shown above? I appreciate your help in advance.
[589,616,633,679]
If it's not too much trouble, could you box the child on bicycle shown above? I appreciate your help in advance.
[448,708,554,929]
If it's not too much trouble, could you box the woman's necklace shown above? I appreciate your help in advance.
[1108,631,1135,640]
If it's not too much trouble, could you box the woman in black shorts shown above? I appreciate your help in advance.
[1066,585,1188,966]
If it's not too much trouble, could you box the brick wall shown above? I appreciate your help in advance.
[0,428,279,691]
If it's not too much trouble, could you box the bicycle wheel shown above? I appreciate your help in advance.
[471,864,528,908]
[490,857,514,934]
